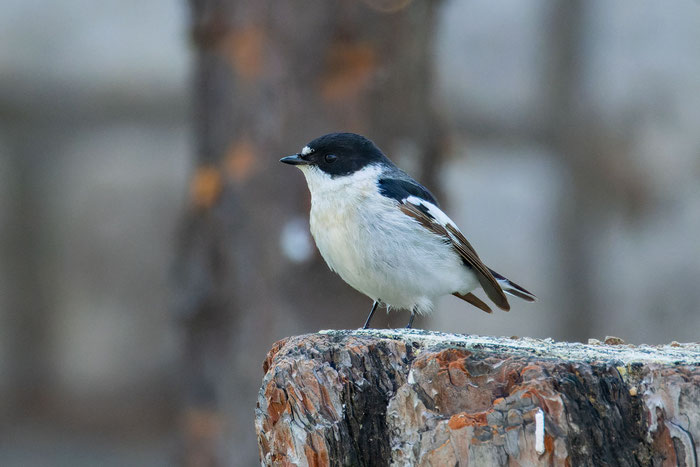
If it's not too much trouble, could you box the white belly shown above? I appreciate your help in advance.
[308,189,477,314]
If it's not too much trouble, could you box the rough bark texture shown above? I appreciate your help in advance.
[256,330,700,466]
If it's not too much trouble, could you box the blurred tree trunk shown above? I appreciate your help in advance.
[546,0,637,342]
[3,145,51,419]
[175,1,445,464]
[544,0,596,342]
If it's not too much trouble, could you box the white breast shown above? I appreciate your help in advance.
[298,165,478,313]
[302,165,381,281]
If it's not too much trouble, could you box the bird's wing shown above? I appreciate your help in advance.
[396,193,511,311]
[378,177,440,206]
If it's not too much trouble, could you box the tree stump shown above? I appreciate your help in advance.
[255,329,700,466]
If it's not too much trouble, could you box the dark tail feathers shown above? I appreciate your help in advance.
[489,269,537,302]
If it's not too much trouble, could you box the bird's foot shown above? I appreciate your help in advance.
[405,311,416,329]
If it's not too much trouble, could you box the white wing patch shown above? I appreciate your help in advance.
[301,146,313,156]
[405,195,459,231]
[400,193,512,311]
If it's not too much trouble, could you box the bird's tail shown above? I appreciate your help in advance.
[489,269,537,302]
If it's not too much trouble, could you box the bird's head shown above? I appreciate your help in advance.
[280,132,391,178]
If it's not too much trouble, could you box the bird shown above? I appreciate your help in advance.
[280,132,536,329]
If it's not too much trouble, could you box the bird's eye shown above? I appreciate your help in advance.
[324,154,338,163]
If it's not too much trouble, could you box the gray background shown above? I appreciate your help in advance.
[1,0,699,464]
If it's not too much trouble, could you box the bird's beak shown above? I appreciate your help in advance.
[280,154,310,166]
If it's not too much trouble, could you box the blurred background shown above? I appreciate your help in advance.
[1,0,699,465]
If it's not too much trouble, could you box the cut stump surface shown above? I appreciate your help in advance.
[256,329,700,466]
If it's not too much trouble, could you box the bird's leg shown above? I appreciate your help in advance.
[363,300,380,329]
[406,309,416,329]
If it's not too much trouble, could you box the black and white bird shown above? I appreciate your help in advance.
[281,132,536,329]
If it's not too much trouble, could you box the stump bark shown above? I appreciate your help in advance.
[255,330,700,466]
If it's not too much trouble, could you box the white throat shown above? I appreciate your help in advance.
[298,164,383,199]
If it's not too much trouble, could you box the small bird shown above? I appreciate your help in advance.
[281,132,535,329]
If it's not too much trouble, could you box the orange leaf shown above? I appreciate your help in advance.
[221,26,265,80]
[321,41,376,102]
[225,139,257,182]
[190,165,222,209]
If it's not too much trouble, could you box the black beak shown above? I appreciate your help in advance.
[280,154,309,165]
